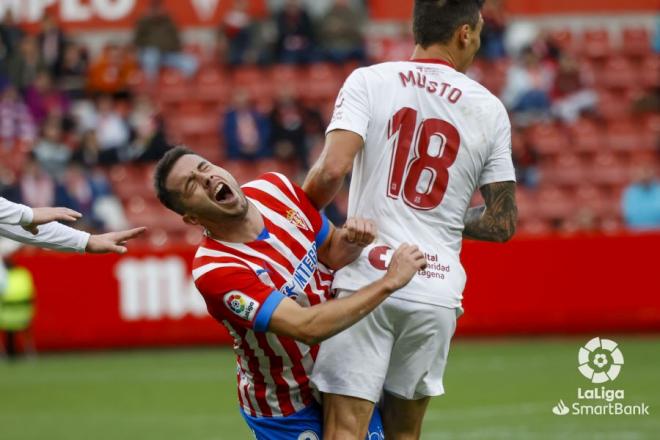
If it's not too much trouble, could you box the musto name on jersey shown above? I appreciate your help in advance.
[399,70,463,104]
[281,242,318,299]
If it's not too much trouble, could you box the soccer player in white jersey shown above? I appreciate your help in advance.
[303,1,518,438]
[0,197,146,254]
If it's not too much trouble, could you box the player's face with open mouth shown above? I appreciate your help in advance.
[167,154,248,222]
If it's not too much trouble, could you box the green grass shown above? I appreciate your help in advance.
[1,337,658,440]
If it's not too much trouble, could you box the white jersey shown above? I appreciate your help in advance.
[327,59,516,308]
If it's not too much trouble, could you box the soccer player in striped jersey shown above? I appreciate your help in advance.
[153,146,426,440]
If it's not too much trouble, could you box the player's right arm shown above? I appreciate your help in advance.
[303,69,369,209]
[0,197,81,233]
[196,244,426,346]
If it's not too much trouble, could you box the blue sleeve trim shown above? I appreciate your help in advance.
[254,291,286,332]
[315,214,330,249]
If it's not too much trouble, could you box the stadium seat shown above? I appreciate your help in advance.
[585,152,630,187]
[231,66,273,99]
[175,103,218,137]
[269,65,304,97]
[639,55,660,88]
[596,90,631,121]
[157,69,190,104]
[597,56,636,89]
[539,153,585,186]
[582,29,612,58]
[256,159,300,179]
[569,118,605,153]
[621,28,651,57]
[526,122,568,156]
[605,119,651,152]
[304,63,344,101]
[535,186,575,220]
[222,160,261,183]
[548,29,576,53]
[194,67,230,105]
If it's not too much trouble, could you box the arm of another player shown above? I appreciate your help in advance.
[463,181,517,243]
[269,244,426,346]
[0,221,146,254]
[0,197,81,233]
[303,129,363,209]
[317,217,376,270]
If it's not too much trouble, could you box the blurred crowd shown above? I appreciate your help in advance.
[0,0,658,239]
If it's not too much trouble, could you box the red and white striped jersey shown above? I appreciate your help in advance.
[192,172,334,418]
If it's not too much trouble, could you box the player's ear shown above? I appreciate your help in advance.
[183,213,200,226]
[458,24,471,48]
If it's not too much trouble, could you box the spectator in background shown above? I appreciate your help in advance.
[275,0,317,64]
[87,44,137,96]
[318,0,366,64]
[270,87,324,169]
[32,116,71,178]
[223,89,271,161]
[501,46,554,118]
[512,129,539,188]
[17,155,57,209]
[550,54,597,123]
[220,0,254,66]
[0,11,24,78]
[128,94,170,162]
[24,70,70,125]
[94,94,130,162]
[479,0,507,59]
[0,86,36,149]
[133,0,198,81]
[37,13,67,77]
[57,43,88,99]
[622,165,660,230]
[71,129,102,168]
[7,36,45,92]
[57,163,103,230]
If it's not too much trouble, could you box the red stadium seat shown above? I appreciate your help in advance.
[175,103,218,137]
[231,66,272,99]
[597,56,637,89]
[621,28,651,57]
[569,118,605,153]
[548,29,576,53]
[270,65,304,97]
[157,69,190,104]
[526,122,568,156]
[582,29,612,58]
[639,55,660,88]
[596,90,632,121]
[194,67,230,105]
[222,160,261,183]
[585,152,630,187]
[606,120,645,152]
[539,153,585,187]
[535,186,575,220]
[304,63,344,101]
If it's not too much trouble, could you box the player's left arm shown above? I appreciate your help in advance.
[463,181,517,243]
[317,217,376,270]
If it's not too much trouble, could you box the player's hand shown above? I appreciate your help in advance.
[85,227,147,254]
[22,207,82,235]
[383,244,426,291]
[341,217,377,247]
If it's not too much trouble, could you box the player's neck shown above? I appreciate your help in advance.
[411,45,460,71]
[205,202,264,243]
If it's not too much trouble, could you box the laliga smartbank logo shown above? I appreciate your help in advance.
[552,337,649,417]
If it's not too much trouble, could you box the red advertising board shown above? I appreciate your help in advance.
[11,232,660,351]
[3,0,267,31]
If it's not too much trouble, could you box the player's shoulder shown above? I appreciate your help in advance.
[242,172,300,201]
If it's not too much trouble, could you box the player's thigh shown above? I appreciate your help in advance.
[311,290,396,403]
[323,393,375,440]
[384,300,458,400]
[382,391,431,439]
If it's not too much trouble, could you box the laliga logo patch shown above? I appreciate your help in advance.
[368,245,393,271]
[578,337,624,383]
[224,291,259,321]
[286,209,309,231]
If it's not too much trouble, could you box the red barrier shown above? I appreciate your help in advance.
[10,232,660,351]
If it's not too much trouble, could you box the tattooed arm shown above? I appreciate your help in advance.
[463,181,517,243]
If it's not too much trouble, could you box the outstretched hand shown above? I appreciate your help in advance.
[23,207,82,235]
[85,227,147,254]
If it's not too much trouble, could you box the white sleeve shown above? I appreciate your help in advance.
[326,68,370,141]
[0,221,90,253]
[0,197,34,226]
[479,100,517,187]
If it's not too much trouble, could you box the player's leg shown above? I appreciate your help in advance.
[382,301,459,439]
[323,393,375,440]
[311,290,395,440]
[381,392,430,440]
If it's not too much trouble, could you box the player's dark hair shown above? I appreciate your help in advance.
[413,0,485,48]
[153,145,196,215]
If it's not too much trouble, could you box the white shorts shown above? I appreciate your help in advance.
[311,292,460,403]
